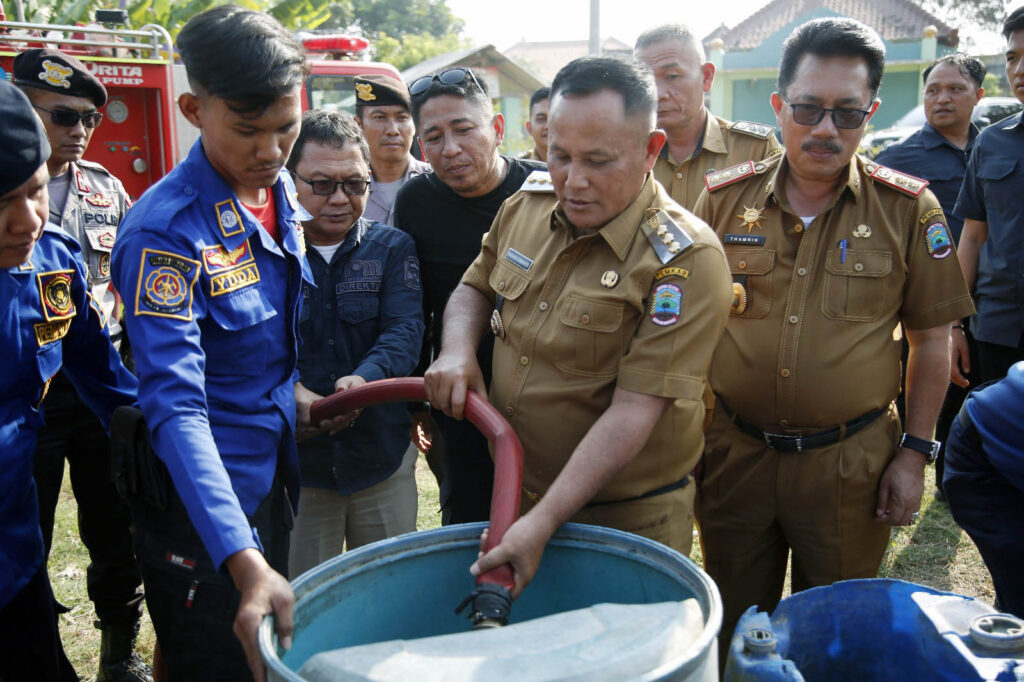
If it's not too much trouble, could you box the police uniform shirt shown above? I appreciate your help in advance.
[111,141,312,569]
[1,227,137,608]
[364,156,431,225]
[694,153,975,429]
[954,112,1024,348]
[654,113,780,209]
[874,122,978,243]
[461,174,732,502]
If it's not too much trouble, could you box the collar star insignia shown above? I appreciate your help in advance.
[737,206,764,233]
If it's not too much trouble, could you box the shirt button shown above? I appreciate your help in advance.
[779,419,789,426]
[519,355,529,366]
[676,172,684,179]
[780,368,791,378]
[581,314,590,324]
[797,267,807,276]
[539,301,549,311]
[325,304,332,310]
[854,263,864,272]
[506,406,514,416]
[789,315,798,324]
[738,260,747,269]
[794,224,803,233]
[329,373,336,380]
[328,339,335,346]
[184,185,195,195]
[498,281,506,291]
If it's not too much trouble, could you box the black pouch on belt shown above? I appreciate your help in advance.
[110,405,169,510]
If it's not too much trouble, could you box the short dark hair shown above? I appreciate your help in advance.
[778,18,886,99]
[634,24,706,63]
[409,68,491,127]
[550,56,657,129]
[286,109,371,173]
[1004,7,1024,40]
[529,87,550,115]
[177,4,308,115]
[923,53,986,89]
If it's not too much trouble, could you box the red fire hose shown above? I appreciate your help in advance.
[309,377,523,601]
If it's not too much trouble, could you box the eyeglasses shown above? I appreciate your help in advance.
[33,105,104,129]
[409,68,484,98]
[293,172,370,197]
[778,94,872,130]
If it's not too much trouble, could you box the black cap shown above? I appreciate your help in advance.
[13,48,108,107]
[354,74,411,110]
[0,79,51,196]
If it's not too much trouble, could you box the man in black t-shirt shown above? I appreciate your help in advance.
[394,67,544,524]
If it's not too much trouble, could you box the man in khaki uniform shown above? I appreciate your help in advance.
[692,17,976,651]
[425,56,731,597]
[635,24,781,209]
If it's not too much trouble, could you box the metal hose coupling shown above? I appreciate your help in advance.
[454,583,513,629]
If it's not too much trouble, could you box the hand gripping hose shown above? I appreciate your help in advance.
[309,377,522,627]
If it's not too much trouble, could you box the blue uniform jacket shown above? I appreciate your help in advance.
[297,219,424,495]
[965,361,1024,493]
[874,122,978,243]
[954,112,1024,347]
[111,141,313,569]
[1,227,137,608]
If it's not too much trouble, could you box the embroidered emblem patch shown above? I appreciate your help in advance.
[210,263,260,297]
[85,192,112,207]
[505,248,534,271]
[37,270,75,321]
[650,282,683,326]
[355,83,376,102]
[723,234,766,246]
[202,240,253,274]
[404,256,421,290]
[214,199,245,238]
[34,318,72,346]
[98,253,111,278]
[135,249,200,320]
[925,223,953,259]
[39,59,72,89]
[655,266,690,280]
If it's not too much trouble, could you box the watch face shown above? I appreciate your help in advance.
[106,99,129,124]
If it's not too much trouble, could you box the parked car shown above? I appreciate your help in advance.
[861,97,1023,157]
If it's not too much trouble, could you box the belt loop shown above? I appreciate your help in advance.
[763,431,773,448]
[838,423,848,441]
[795,436,803,453]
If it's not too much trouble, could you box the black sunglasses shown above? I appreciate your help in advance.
[778,94,872,130]
[33,105,104,129]
[409,68,484,98]
[293,172,370,197]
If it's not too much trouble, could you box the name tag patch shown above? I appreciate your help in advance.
[650,282,683,326]
[210,262,260,296]
[34,318,72,346]
[135,248,200,320]
[724,234,766,246]
[504,248,533,272]
[336,280,380,294]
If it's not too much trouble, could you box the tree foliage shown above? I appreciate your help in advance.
[919,0,1004,32]
[374,30,467,71]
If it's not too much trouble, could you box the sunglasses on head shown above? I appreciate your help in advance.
[409,68,484,98]
[33,105,104,129]
[778,94,872,130]
[293,172,370,197]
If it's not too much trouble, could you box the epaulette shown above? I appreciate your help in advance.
[640,209,694,264]
[76,158,113,177]
[520,169,555,193]
[863,162,928,197]
[705,160,764,192]
[730,120,775,139]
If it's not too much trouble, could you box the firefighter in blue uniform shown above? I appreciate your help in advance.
[0,80,138,682]
[109,6,313,680]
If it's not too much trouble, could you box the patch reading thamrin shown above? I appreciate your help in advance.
[650,282,683,326]
[925,223,953,259]
[723,234,766,246]
[504,248,534,272]
[210,263,260,296]
[202,240,253,274]
[135,248,200,320]
[36,270,76,321]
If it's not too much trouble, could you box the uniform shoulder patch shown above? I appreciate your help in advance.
[705,160,758,192]
[866,163,928,197]
[641,209,694,264]
[730,120,775,139]
[134,248,201,320]
[76,159,113,177]
[520,169,554,193]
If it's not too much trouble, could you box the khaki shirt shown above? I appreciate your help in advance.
[693,153,976,430]
[654,113,780,210]
[518,147,543,162]
[462,174,732,501]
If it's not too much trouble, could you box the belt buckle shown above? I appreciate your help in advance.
[765,432,803,453]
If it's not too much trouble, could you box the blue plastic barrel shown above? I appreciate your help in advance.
[724,579,1024,682]
[260,522,722,681]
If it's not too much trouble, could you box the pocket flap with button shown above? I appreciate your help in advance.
[824,249,891,277]
[726,248,775,275]
[207,286,277,330]
[488,261,530,301]
[559,295,623,332]
[338,297,379,323]
[978,157,1018,181]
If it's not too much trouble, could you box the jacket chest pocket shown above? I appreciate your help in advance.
[204,287,278,373]
[554,295,624,378]
[978,157,1018,249]
[822,249,892,322]
[727,248,775,319]
[337,294,380,325]
[488,261,531,329]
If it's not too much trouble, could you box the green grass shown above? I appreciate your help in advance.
[50,455,992,678]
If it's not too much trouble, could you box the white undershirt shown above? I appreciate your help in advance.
[310,242,342,263]
[800,216,816,228]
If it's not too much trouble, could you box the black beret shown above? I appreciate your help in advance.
[13,48,107,107]
[354,74,411,110]
[0,80,51,197]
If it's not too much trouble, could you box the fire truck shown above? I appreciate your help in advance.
[0,11,402,200]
